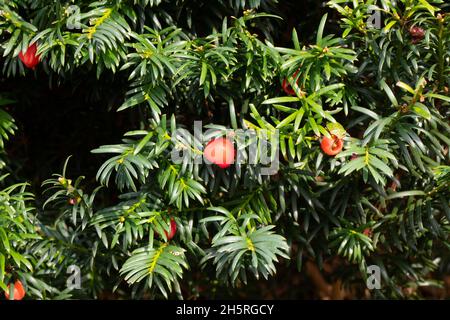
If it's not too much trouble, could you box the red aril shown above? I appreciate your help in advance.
[18,43,40,69]
[166,218,177,241]
[320,135,344,156]
[156,218,177,241]
[409,26,426,44]
[409,26,425,38]
[363,228,373,237]
[4,280,26,300]
[282,70,300,96]
[204,137,235,169]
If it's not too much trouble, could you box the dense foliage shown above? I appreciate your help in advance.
[0,0,449,299]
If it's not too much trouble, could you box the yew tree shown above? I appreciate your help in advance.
[0,0,449,299]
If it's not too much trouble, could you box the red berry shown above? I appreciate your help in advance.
[4,280,26,300]
[156,218,177,241]
[204,137,235,169]
[18,43,40,69]
[363,228,373,237]
[409,26,425,39]
[320,135,344,156]
[409,26,425,44]
[282,70,300,96]
[68,197,80,205]
[165,218,177,241]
